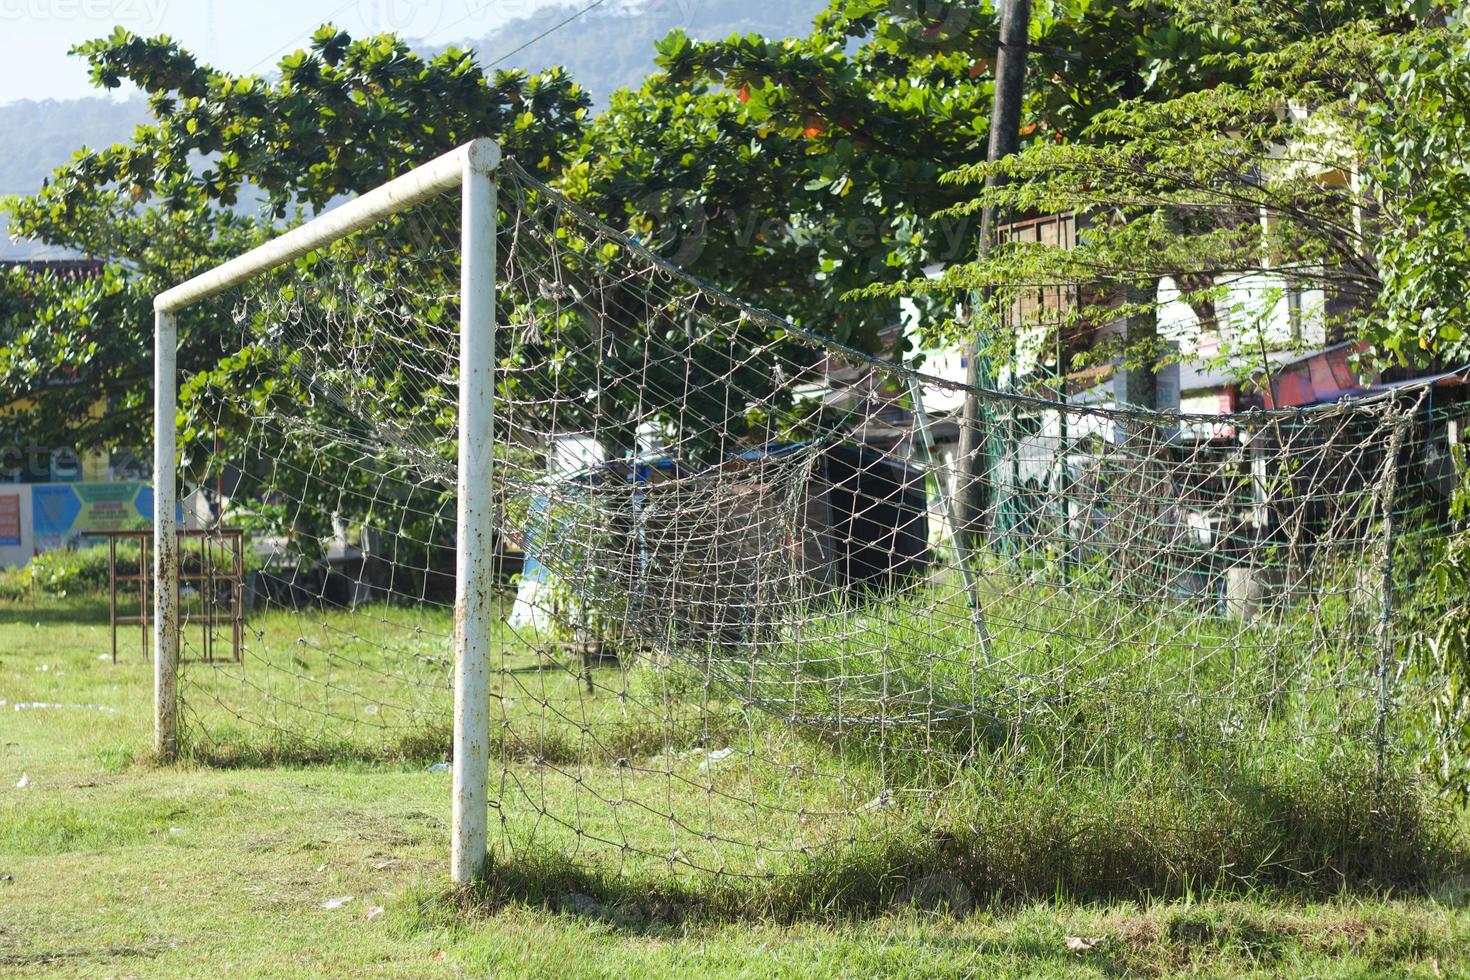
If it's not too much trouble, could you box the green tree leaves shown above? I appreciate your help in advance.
[1360,21,1470,366]
[1,25,592,452]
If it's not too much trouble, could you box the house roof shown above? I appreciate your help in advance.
[1177,344,1346,394]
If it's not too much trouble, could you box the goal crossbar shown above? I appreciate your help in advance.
[155,139,500,312]
[151,137,502,885]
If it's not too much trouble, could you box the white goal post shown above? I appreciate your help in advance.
[153,138,502,884]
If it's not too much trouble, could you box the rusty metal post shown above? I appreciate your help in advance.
[153,308,180,762]
[109,535,117,663]
[451,139,500,885]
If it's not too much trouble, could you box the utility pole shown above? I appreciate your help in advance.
[956,0,1032,549]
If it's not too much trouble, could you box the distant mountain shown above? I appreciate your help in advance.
[0,0,827,258]
[0,96,150,258]
[450,0,827,104]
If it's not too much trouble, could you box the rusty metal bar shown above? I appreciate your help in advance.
[109,535,117,663]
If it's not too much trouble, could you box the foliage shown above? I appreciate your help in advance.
[24,545,117,597]
[635,0,1233,350]
[4,2,1467,439]
[0,1,1305,453]
[1401,458,1470,801]
[449,0,828,106]
[0,25,592,456]
[0,544,122,599]
[1361,18,1470,365]
[638,8,992,344]
[874,1,1431,389]
[0,541,254,601]
[0,260,154,448]
[4,1,1243,455]
[37,25,589,220]
[0,4,1033,516]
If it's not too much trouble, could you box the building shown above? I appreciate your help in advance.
[0,259,194,568]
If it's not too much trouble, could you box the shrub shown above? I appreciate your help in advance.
[0,541,251,600]
[0,563,31,601]
[25,545,115,596]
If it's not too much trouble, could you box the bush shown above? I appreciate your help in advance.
[24,545,115,596]
[0,540,262,600]
[0,563,30,601]
[0,547,112,601]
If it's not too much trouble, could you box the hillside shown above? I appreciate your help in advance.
[451,0,825,103]
[1,0,826,258]
[0,96,150,258]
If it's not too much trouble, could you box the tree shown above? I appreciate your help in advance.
[11,0,1437,464]
[0,4,1003,461]
[6,5,996,456]
[2,26,592,452]
[1360,16,1470,366]
[888,1,1431,390]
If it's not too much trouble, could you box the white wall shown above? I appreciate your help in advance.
[1157,271,1327,362]
[900,264,971,414]
[0,485,35,569]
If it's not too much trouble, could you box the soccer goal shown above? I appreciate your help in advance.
[153,137,1452,893]
[154,138,500,882]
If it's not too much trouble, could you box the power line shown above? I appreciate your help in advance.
[246,0,612,78]
[244,0,362,73]
[482,0,612,70]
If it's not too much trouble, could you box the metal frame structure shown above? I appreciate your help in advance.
[153,138,501,884]
[100,527,245,664]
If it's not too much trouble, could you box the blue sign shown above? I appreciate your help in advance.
[32,485,82,539]
[132,485,183,524]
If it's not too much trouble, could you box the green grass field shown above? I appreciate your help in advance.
[5,596,1470,977]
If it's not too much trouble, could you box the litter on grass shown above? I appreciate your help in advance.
[11,702,119,714]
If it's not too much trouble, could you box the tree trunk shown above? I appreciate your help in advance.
[956,0,1032,549]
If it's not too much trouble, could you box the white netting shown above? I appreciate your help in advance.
[169,157,1457,885]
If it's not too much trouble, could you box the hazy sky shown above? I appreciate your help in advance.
[0,0,572,106]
